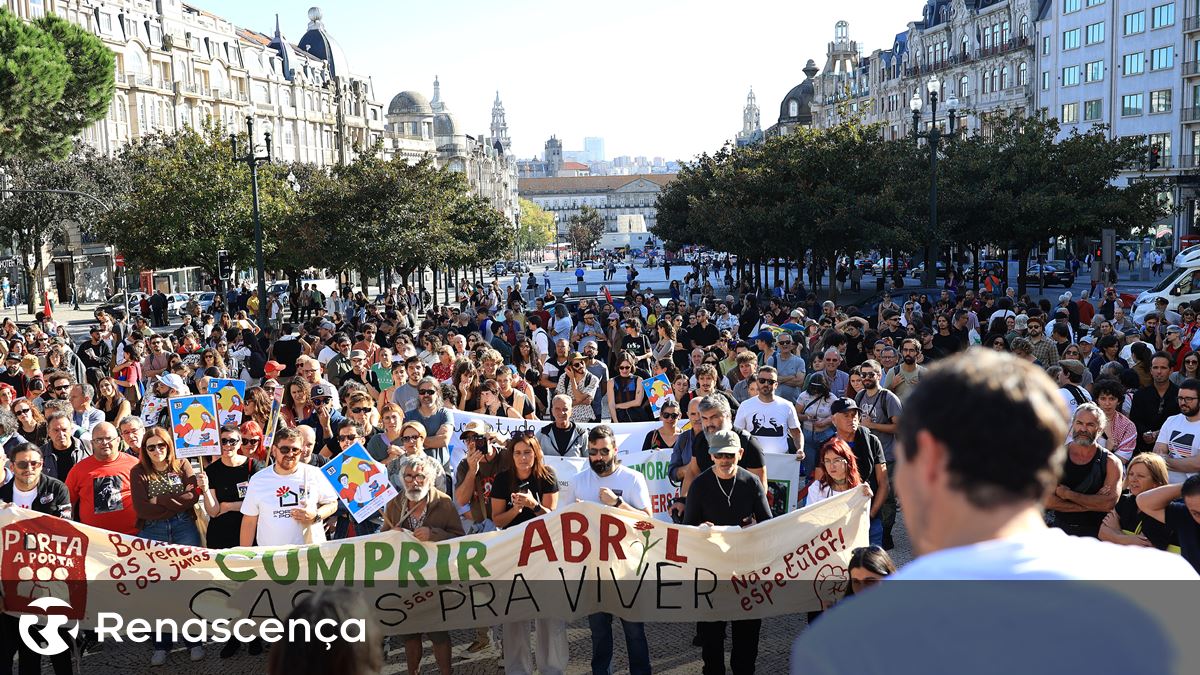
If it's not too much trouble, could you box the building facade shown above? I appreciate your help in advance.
[5,0,517,298]
[518,175,675,247]
[1036,0,1189,243]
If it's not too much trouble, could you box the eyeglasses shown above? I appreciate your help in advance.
[144,442,169,452]
[418,389,436,396]
[277,446,303,456]
[756,377,778,385]
[337,434,358,442]
[661,412,679,420]
[824,457,849,466]
[92,436,117,446]
[312,398,331,405]
[14,460,41,470]
[401,434,422,443]
[402,473,427,483]
[1179,396,1199,403]
[350,407,372,414]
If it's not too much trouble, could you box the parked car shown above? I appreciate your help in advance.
[909,261,948,279]
[1019,261,1075,288]
[98,292,148,320]
[506,261,530,274]
[175,291,216,316]
[871,258,908,275]
[965,260,1006,281]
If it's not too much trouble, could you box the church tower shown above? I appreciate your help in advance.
[431,75,445,113]
[491,91,511,153]
[736,87,762,146]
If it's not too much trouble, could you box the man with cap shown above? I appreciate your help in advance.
[454,419,506,536]
[1048,306,1076,344]
[0,351,24,393]
[830,396,889,546]
[684,428,772,675]
[339,349,381,396]
[754,330,776,367]
[1165,325,1192,371]
[300,382,345,449]
[76,325,112,372]
[322,333,353,385]
[1054,360,1092,417]
[294,355,339,409]
[140,373,187,429]
[555,351,600,422]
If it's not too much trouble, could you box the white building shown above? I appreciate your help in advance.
[518,174,675,247]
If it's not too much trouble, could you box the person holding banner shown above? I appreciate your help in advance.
[380,453,462,675]
[575,425,653,675]
[492,435,568,675]
[240,427,339,547]
[131,427,206,665]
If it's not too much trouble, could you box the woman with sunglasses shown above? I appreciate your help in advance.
[642,399,681,450]
[201,425,264,550]
[11,397,47,446]
[1173,352,1200,387]
[131,427,206,665]
[608,351,648,423]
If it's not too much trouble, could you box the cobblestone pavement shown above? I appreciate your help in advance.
[47,516,913,675]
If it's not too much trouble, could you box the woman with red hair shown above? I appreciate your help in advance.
[806,437,863,506]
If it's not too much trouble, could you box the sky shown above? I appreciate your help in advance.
[199,0,922,163]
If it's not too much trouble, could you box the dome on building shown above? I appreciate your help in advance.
[388,90,432,116]
[778,59,819,125]
[297,7,348,78]
[434,111,459,138]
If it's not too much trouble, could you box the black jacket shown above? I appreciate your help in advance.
[0,474,72,518]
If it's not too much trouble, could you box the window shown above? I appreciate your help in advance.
[1149,133,1172,159]
[1085,60,1104,82]
[1084,99,1103,121]
[1151,46,1174,70]
[1064,0,1081,12]
[1020,16,1029,39]
[1151,89,1173,113]
[959,75,969,97]
[1124,52,1145,75]
[1061,102,1079,123]
[1086,0,1105,5]
[1002,66,1011,89]
[1043,35,1052,55]
[1152,4,1175,29]
[1086,22,1104,44]
[1062,65,1081,86]
[1124,11,1145,35]
[1042,71,1051,91]
[1063,29,1081,50]
[788,99,799,117]
[1122,93,1144,116]
[1019,62,1028,85]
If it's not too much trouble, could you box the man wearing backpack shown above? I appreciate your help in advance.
[1055,360,1092,417]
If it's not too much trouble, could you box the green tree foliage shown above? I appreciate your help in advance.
[0,8,114,161]
[567,205,605,258]
[517,197,554,254]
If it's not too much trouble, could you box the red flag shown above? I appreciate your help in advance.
[42,291,52,319]
[603,285,613,305]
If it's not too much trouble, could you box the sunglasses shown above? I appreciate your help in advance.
[243,437,262,444]
[337,434,359,442]
[277,446,303,456]
[661,412,679,420]
[219,438,241,446]
[401,434,422,443]
[350,407,372,414]
[757,377,778,385]
[418,389,436,396]
[14,460,42,470]
[13,408,30,415]
[312,398,332,405]
[144,442,169,452]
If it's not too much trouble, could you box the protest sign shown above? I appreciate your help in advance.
[168,395,219,457]
[641,374,673,417]
[0,491,869,631]
[321,443,397,523]
[262,387,285,449]
[208,378,246,427]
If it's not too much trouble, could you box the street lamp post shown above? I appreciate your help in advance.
[230,117,272,330]
[910,75,959,289]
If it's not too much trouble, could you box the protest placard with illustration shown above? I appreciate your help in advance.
[642,373,674,417]
[168,394,220,457]
[207,378,246,427]
[321,442,397,523]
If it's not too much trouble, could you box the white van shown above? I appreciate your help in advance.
[1131,245,1200,321]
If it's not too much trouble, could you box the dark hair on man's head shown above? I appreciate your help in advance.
[1180,378,1200,395]
[1182,474,1200,499]
[587,424,616,445]
[1091,378,1126,402]
[897,350,1068,508]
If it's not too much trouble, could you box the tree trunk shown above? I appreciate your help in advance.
[827,252,840,303]
[972,242,980,295]
[1016,246,1029,298]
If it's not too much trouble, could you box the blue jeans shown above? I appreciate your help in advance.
[139,513,201,650]
[588,613,650,675]
[869,516,883,547]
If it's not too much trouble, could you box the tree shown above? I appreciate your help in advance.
[568,205,604,258]
[0,148,115,312]
[96,121,296,286]
[0,8,114,161]
[517,197,554,258]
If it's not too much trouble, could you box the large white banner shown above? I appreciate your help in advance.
[0,492,869,632]
[448,410,803,521]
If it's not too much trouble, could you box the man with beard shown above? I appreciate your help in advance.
[1154,377,1200,484]
[382,452,463,675]
[240,427,338,547]
[1044,403,1122,538]
[855,360,902,549]
[573,425,652,675]
[683,430,772,675]
[885,338,926,401]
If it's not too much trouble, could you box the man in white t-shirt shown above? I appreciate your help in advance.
[792,351,1197,675]
[240,427,338,547]
[573,425,652,675]
[733,366,802,455]
[1156,377,1200,484]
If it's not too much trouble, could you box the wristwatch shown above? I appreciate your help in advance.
[613,496,624,508]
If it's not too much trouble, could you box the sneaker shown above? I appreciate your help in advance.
[219,641,240,659]
[190,645,205,662]
[248,638,263,656]
[150,650,168,667]
[466,635,490,653]
[882,534,895,551]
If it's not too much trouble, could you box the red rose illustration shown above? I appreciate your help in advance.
[634,520,654,532]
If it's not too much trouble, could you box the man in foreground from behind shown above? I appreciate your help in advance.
[792,350,1197,675]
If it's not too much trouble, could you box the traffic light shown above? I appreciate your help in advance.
[216,249,232,280]
[1148,145,1161,171]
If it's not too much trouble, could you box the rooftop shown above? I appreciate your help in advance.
[519,174,675,195]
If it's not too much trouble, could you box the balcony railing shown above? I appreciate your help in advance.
[1184,61,1200,76]
[1179,155,1200,169]
[1186,15,1200,32]
[1183,107,1200,122]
